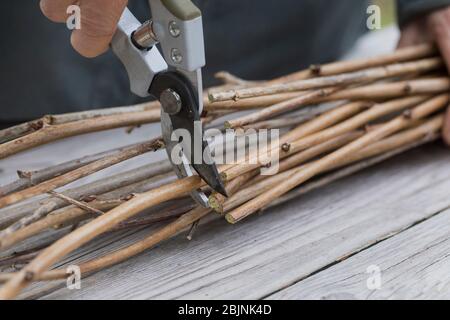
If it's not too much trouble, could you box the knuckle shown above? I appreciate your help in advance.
[39,0,52,17]
[70,32,107,58]
[80,0,127,38]
[40,0,62,22]
[81,15,116,39]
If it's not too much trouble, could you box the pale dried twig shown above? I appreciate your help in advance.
[0,45,446,298]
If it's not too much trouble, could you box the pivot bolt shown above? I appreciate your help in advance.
[160,89,182,115]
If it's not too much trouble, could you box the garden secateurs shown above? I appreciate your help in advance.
[111,0,227,207]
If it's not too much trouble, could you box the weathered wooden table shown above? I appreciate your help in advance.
[1,27,449,300]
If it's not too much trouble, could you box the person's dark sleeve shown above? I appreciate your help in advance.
[397,0,450,26]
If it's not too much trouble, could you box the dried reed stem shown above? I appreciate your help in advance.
[209,58,442,102]
[0,102,159,144]
[0,142,150,197]
[268,43,436,83]
[225,95,449,223]
[0,139,163,210]
[0,110,160,159]
[0,120,439,285]
[0,45,446,298]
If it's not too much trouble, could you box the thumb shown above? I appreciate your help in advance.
[397,18,430,48]
[427,9,450,145]
[428,9,450,70]
[71,0,128,58]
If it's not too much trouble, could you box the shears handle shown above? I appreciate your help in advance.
[111,0,205,97]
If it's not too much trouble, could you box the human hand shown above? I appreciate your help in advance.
[398,7,450,145]
[40,0,128,58]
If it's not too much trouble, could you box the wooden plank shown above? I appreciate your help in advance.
[268,209,450,300]
[18,223,170,299]
[38,144,450,299]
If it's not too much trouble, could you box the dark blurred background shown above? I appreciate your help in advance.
[0,0,397,126]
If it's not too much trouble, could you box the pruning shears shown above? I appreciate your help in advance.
[111,0,227,206]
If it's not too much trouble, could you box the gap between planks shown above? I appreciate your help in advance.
[264,204,450,299]
[267,207,450,300]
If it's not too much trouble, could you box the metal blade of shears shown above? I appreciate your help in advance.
[176,69,227,196]
[150,70,227,204]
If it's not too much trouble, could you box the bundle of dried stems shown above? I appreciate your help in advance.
[0,43,448,299]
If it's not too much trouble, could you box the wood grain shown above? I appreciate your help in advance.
[268,209,450,300]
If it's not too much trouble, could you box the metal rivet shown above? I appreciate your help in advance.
[169,21,181,37]
[171,48,183,63]
[160,89,182,115]
[132,20,158,50]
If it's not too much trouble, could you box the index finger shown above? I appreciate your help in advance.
[71,0,128,58]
